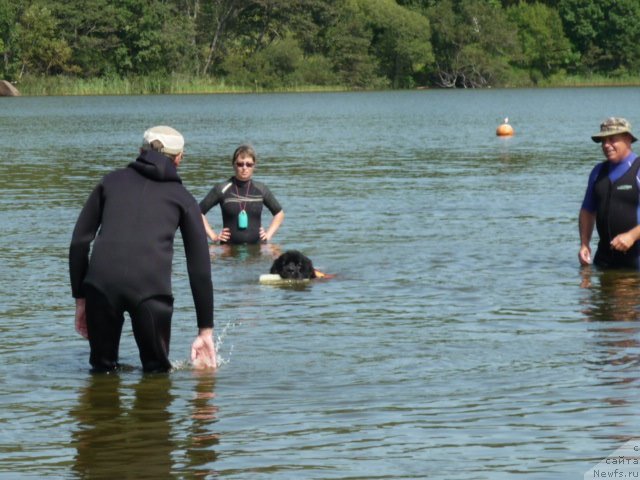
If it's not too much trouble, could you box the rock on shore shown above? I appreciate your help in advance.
[0,80,20,96]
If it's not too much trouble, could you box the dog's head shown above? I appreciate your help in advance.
[270,250,316,280]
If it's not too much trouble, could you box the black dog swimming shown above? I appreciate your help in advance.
[270,250,317,280]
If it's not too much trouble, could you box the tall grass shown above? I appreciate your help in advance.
[15,74,349,96]
[12,73,640,96]
[537,73,640,88]
[17,74,245,96]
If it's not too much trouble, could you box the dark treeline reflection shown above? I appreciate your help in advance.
[71,371,218,479]
[581,269,640,323]
[581,268,640,377]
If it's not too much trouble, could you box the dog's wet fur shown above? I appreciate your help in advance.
[270,250,317,280]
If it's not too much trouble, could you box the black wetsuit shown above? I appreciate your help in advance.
[69,150,213,372]
[199,177,282,244]
[593,157,640,269]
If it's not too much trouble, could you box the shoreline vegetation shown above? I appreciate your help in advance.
[11,74,640,97]
[3,2,640,97]
[13,75,350,96]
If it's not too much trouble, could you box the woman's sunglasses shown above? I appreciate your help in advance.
[235,162,255,168]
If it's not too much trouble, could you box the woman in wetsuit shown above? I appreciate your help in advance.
[200,145,285,244]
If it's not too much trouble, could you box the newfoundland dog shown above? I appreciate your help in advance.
[270,250,317,280]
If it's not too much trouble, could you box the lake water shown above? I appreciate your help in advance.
[2,88,640,479]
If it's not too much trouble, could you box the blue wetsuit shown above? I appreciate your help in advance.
[582,152,640,269]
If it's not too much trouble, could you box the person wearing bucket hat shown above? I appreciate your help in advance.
[579,117,640,268]
[590,117,638,144]
[69,126,216,372]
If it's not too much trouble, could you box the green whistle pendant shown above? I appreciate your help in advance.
[238,210,248,229]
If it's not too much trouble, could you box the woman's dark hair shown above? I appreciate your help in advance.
[232,144,257,164]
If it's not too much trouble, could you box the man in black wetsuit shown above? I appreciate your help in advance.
[69,126,216,372]
[579,117,640,269]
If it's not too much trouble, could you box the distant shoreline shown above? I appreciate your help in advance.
[8,74,640,97]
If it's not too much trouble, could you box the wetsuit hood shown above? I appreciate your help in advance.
[129,149,182,183]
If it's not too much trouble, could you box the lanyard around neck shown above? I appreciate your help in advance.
[234,180,251,212]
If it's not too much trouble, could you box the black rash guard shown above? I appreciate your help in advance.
[199,177,282,244]
[69,150,213,329]
[593,156,640,269]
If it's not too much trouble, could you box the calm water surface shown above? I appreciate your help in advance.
[2,88,640,479]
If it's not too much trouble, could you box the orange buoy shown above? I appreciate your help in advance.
[496,117,514,137]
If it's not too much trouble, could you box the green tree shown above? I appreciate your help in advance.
[48,0,131,77]
[0,0,20,78]
[14,4,73,77]
[356,0,433,88]
[119,0,198,76]
[427,0,520,87]
[225,34,304,88]
[507,2,577,81]
[45,0,198,78]
[325,0,384,88]
[195,0,251,76]
[559,0,640,74]
[606,0,640,73]
[217,0,343,87]
[231,0,334,57]
[297,54,338,85]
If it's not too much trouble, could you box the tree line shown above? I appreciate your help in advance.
[1,0,639,90]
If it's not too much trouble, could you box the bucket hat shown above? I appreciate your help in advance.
[591,117,638,143]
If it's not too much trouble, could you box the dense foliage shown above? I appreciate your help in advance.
[0,0,638,89]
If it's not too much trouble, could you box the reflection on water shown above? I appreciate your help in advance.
[209,242,282,262]
[579,268,640,452]
[581,267,640,396]
[581,268,640,323]
[71,372,218,478]
[184,371,220,477]
[72,374,175,478]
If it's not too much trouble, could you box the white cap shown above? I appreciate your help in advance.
[142,126,184,155]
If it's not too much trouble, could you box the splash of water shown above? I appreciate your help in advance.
[214,318,236,368]
[171,318,237,371]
